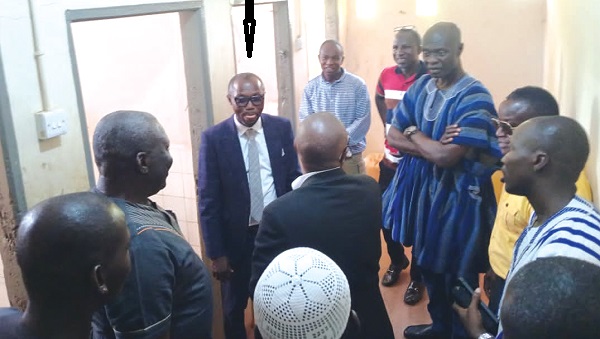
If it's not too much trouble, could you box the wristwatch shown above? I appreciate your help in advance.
[404,125,419,140]
[477,333,494,339]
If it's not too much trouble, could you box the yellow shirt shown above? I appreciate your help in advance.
[488,171,593,279]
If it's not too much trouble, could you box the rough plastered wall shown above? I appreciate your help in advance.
[341,0,546,155]
[0,144,27,309]
[0,0,237,208]
[0,0,236,309]
[544,0,600,208]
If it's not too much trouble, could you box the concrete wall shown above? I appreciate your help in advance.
[0,0,237,209]
[340,0,546,155]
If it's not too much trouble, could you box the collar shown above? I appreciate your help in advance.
[291,167,340,190]
[394,61,427,82]
[425,73,477,100]
[234,114,263,137]
[320,68,346,84]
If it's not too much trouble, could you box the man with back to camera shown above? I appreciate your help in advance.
[250,112,395,338]
[198,72,301,338]
[443,86,592,318]
[375,25,427,304]
[299,40,371,174]
[0,192,131,339]
[383,22,502,338]
[499,257,600,339]
[454,115,600,339]
[91,110,214,339]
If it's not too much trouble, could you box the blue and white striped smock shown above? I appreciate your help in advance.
[495,196,600,337]
[382,74,502,275]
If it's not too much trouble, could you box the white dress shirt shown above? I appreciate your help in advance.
[291,167,340,190]
[234,115,277,224]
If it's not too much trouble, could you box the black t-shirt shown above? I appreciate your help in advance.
[0,307,39,339]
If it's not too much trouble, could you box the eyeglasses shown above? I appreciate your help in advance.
[234,95,264,107]
[394,25,416,32]
[491,118,515,135]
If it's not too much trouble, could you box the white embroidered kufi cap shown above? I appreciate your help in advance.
[253,247,351,339]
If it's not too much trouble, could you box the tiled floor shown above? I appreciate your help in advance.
[245,233,433,338]
[0,232,437,338]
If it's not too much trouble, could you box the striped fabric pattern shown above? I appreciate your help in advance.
[299,69,371,154]
[496,196,600,337]
[508,196,600,276]
[382,74,502,275]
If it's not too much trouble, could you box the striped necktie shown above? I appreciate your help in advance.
[246,128,263,224]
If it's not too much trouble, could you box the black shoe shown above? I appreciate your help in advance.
[404,280,425,305]
[403,324,444,339]
[381,256,409,287]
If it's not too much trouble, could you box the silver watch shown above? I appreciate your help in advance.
[477,333,494,339]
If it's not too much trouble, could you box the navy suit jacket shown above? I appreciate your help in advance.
[198,114,300,262]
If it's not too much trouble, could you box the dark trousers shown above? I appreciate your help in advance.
[421,269,478,339]
[221,227,257,339]
[487,271,506,317]
[379,160,422,282]
[382,227,422,282]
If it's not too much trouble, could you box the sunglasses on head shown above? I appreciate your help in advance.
[491,118,515,134]
[394,25,416,32]
[234,95,264,107]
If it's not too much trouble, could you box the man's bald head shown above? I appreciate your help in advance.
[295,112,348,173]
[422,22,463,82]
[515,116,589,184]
[424,22,462,47]
[17,192,130,305]
[228,72,265,96]
[319,40,344,55]
[93,110,165,178]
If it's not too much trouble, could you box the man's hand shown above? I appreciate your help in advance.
[452,288,487,339]
[483,269,498,299]
[211,256,233,281]
[440,124,461,144]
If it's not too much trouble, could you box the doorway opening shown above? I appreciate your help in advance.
[66,3,212,257]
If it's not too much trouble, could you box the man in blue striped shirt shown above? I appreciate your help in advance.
[299,40,371,174]
[455,115,600,339]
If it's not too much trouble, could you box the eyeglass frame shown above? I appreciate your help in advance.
[491,117,515,135]
[233,94,265,107]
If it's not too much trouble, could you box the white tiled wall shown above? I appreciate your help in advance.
[150,144,201,255]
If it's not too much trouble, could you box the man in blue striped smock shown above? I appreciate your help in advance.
[299,40,370,174]
[383,22,502,338]
[455,116,600,339]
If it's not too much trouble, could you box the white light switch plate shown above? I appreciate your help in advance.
[35,109,68,140]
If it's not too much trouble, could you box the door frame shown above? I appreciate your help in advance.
[230,0,296,129]
[65,1,214,187]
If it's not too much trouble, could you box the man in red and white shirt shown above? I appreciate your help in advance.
[375,26,427,305]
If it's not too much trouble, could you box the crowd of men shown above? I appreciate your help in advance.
[0,20,599,339]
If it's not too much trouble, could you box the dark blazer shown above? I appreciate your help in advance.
[250,168,395,339]
[198,114,301,262]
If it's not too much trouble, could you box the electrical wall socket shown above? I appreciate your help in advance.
[35,109,68,140]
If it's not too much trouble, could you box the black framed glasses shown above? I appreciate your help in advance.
[394,25,416,32]
[491,118,515,135]
[234,95,264,107]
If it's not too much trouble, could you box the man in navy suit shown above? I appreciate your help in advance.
[198,72,301,338]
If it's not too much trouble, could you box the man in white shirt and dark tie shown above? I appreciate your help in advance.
[198,72,301,338]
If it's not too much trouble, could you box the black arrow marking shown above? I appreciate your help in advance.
[244,0,256,58]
